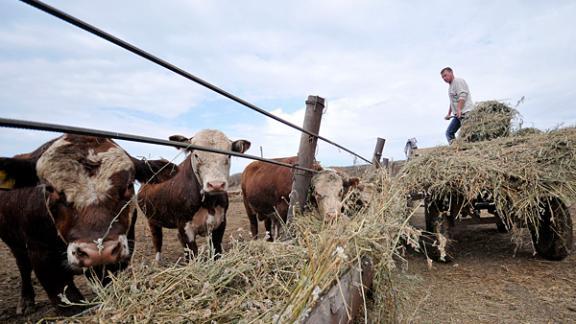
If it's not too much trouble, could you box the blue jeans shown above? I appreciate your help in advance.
[445,116,461,143]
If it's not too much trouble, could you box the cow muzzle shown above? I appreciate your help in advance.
[205,180,227,193]
[67,235,130,269]
[324,210,340,222]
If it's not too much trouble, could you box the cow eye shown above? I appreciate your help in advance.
[122,186,134,200]
[193,154,203,165]
[57,195,72,208]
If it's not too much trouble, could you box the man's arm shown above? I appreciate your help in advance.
[456,99,465,119]
[445,106,452,120]
[454,79,469,119]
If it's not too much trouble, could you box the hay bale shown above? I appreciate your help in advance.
[70,169,419,323]
[514,127,542,136]
[458,100,518,142]
[398,126,576,227]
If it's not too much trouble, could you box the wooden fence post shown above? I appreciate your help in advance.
[303,256,374,324]
[286,95,325,226]
[371,137,385,168]
[381,157,389,169]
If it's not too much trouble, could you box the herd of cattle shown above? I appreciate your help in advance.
[0,130,374,315]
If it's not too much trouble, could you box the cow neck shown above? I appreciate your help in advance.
[40,185,68,244]
[179,154,202,193]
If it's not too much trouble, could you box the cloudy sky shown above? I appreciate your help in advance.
[1,0,575,173]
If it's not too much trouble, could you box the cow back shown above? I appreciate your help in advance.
[241,156,321,217]
[138,155,203,228]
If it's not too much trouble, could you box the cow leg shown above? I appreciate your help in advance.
[9,247,35,315]
[148,220,163,262]
[264,217,273,242]
[270,203,288,241]
[28,247,85,315]
[248,214,259,240]
[243,200,259,239]
[177,227,198,260]
[126,207,138,259]
[211,217,226,259]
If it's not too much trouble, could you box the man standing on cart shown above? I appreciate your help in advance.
[441,67,474,143]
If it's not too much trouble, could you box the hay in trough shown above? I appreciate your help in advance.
[458,100,519,142]
[398,126,576,229]
[71,169,419,323]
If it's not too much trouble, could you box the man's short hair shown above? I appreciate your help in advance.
[440,67,453,74]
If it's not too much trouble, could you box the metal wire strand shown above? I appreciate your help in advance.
[0,117,318,173]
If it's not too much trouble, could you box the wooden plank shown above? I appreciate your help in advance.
[304,256,374,324]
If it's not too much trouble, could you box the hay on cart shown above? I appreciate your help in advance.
[458,100,518,143]
[398,126,576,230]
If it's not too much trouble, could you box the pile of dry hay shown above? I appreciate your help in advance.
[458,100,519,143]
[72,169,419,323]
[398,126,576,227]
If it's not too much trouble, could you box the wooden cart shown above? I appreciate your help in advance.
[403,138,574,262]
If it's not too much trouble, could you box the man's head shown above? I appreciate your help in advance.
[440,67,454,84]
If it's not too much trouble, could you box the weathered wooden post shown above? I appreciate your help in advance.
[286,95,325,226]
[381,157,389,169]
[303,257,374,323]
[371,137,386,168]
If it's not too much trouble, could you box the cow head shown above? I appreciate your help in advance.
[1,134,177,271]
[35,135,140,270]
[169,129,250,194]
[310,169,359,222]
[342,182,377,216]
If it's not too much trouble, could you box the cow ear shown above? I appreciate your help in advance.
[0,157,39,189]
[169,135,189,143]
[0,170,16,190]
[169,135,191,151]
[231,140,251,153]
[44,185,62,203]
[131,157,179,184]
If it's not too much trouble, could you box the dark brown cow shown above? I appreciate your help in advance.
[0,134,176,315]
[138,129,250,261]
[241,156,358,241]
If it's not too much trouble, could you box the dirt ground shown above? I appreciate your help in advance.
[1,193,575,323]
[394,204,576,323]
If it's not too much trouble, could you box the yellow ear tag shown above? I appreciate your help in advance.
[0,170,16,189]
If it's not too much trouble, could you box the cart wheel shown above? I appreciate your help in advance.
[530,197,573,261]
[494,212,511,233]
[495,218,510,233]
[423,198,454,262]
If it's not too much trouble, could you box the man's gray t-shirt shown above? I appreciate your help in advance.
[449,77,474,115]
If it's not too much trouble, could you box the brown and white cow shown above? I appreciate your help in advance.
[138,129,250,261]
[331,168,378,216]
[0,134,176,315]
[240,156,359,241]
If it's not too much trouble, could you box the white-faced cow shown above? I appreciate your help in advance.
[241,156,359,241]
[137,129,250,261]
[331,168,378,216]
[0,134,176,315]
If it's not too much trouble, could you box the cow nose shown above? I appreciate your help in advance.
[325,210,339,221]
[71,240,125,268]
[207,181,226,192]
